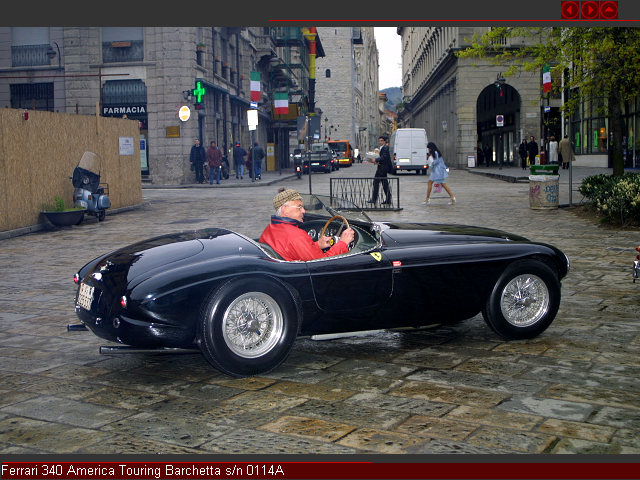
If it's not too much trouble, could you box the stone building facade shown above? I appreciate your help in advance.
[0,26,320,184]
[315,27,379,156]
[398,27,551,169]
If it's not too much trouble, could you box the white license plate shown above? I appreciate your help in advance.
[312,162,319,166]
[77,283,94,310]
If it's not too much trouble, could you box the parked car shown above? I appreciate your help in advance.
[390,128,429,175]
[71,194,570,377]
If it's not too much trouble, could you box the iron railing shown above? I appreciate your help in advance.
[330,177,401,211]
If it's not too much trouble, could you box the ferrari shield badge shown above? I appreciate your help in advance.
[370,252,382,261]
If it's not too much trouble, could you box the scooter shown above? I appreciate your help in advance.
[633,245,640,283]
[71,151,111,223]
[295,160,302,179]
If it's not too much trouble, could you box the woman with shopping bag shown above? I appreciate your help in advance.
[424,141,456,205]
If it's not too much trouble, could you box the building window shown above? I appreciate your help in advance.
[326,69,331,78]
[11,27,50,67]
[10,83,54,111]
[102,79,147,105]
[101,27,143,63]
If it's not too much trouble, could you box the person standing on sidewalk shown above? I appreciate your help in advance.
[519,139,528,170]
[206,140,223,185]
[424,141,456,205]
[189,138,206,184]
[233,142,247,179]
[527,136,539,167]
[547,135,559,165]
[559,134,574,169]
[252,142,265,180]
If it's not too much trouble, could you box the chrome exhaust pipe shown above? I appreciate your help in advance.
[99,346,199,355]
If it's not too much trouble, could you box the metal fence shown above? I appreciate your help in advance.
[330,177,401,211]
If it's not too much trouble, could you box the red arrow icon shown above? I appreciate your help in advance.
[581,1,599,19]
[600,1,618,19]
[561,1,579,19]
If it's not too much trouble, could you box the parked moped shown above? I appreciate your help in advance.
[634,246,639,283]
[71,151,111,223]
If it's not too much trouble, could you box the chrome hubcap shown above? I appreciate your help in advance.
[500,274,549,327]
[222,292,283,358]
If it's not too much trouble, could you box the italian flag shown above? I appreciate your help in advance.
[250,71,261,102]
[274,92,289,114]
[542,63,552,94]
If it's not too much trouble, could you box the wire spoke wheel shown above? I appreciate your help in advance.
[222,292,284,358]
[499,274,550,328]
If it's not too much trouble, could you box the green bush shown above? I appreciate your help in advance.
[42,195,84,212]
[579,173,640,226]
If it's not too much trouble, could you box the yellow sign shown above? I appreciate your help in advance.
[370,252,382,261]
[179,106,191,122]
[166,126,180,138]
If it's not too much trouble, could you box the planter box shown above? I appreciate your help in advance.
[42,210,86,227]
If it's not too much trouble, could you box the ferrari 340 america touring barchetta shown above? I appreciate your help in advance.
[72,193,570,377]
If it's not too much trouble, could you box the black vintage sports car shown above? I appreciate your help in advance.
[72,194,569,377]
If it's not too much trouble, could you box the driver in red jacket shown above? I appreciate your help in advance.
[259,188,355,261]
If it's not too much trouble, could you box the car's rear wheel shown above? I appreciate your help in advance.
[199,277,300,377]
[482,260,560,340]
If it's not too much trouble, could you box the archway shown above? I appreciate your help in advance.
[476,82,521,167]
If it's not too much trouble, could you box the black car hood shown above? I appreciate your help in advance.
[380,222,529,246]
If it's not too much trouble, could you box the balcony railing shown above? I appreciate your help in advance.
[102,40,144,63]
[11,44,50,67]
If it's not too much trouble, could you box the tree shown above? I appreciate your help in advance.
[457,27,640,176]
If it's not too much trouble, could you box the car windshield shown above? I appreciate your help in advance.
[301,193,373,225]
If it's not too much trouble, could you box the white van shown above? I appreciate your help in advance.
[390,128,429,174]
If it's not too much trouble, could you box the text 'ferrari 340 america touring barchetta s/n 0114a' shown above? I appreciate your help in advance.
[70,194,569,377]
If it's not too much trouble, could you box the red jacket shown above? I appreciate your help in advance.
[259,216,348,261]
[206,146,222,167]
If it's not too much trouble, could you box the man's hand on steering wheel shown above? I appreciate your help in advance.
[339,228,355,248]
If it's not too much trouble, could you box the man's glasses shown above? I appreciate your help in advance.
[285,204,304,209]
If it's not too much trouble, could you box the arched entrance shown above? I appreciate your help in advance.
[476,82,521,167]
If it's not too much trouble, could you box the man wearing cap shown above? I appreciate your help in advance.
[259,188,355,262]
[232,142,247,179]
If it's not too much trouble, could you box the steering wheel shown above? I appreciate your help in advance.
[320,215,352,250]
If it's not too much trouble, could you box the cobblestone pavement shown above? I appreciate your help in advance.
[1,163,639,455]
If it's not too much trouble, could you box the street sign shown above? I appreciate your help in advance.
[496,114,504,127]
[544,106,551,113]
[247,109,258,131]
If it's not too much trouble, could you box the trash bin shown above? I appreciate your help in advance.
[530,164,559,176]
[529,174,560,209]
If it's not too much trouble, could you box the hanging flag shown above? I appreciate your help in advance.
[542,63,552,94]
[250,71,261,102]
[274,92,289,114]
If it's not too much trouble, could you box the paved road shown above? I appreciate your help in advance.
[1,163,639,455]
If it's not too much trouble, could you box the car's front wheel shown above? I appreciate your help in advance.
[199,277,300,376]
[482,260,560,340]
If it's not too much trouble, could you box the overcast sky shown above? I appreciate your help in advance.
[374,27,402,90]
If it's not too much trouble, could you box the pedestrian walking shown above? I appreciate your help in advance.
[483,143,492,167]
[252,142,265,180]
[527,136,539,167]
[547,135,559,165]
[232,142,247,179]
[519,139,528,170]
[206,140,223,185]
[366,136,393,205]
[423,141,455,205]
[559,134,574,169]
[189,138,206,184]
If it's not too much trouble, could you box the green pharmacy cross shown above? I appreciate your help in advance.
[193,81,206,103]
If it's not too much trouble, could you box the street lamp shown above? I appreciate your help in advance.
[46,42,61,70]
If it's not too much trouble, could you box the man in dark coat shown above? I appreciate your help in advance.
[527,136,539,167]
[232,142,247,179]
[189,138,206,184]
[519,139,528,170]
[252,142,265,180]
[367,136,393,205]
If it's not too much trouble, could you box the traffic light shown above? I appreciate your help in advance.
[193,80,206,109]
